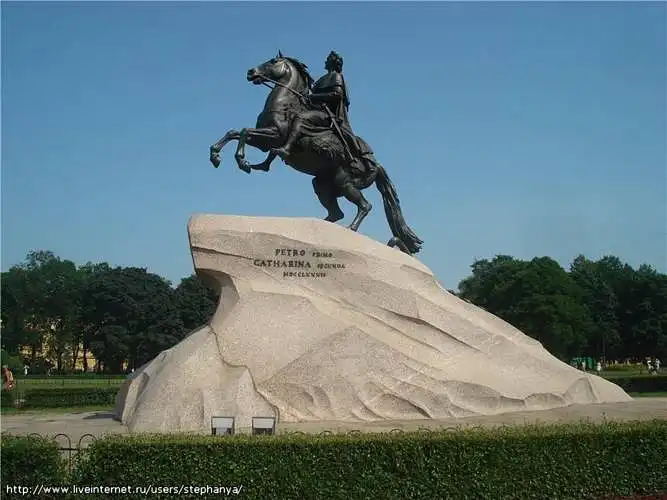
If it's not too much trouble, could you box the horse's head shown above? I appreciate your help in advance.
[247,51,313,90]
[247,51,290,85]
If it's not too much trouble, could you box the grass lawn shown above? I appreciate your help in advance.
[0,404,115,415]
[2,379,122,414]
[602,371,663,379]
[629,392,667,398]
[13,378,125,390]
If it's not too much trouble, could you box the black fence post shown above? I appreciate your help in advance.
[23,432,98,473]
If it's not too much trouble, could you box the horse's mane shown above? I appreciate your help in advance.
[284,56,314,90]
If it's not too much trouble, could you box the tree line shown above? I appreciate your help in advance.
[1,250,665,374]
[455,254,667,361]
[1,251,219,374]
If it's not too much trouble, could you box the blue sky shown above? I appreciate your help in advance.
[2,2,665,289]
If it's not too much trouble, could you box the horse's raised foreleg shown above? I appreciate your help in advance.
[209,130,241,168]
[249,150,278,172]
[234,129,251,173]
[234,127,282,174]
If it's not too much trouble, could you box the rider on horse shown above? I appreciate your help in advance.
[272,51,372,179]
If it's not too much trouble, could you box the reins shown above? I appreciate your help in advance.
[260,75,308,103]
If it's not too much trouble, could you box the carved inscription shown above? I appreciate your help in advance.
[253,248,346,278]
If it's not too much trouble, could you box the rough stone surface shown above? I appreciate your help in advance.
[115,214,631,433]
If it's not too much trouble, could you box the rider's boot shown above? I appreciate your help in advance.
[273,120,303,158]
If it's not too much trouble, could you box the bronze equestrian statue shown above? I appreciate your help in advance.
[208,51,423,255]
[272,51,371,181]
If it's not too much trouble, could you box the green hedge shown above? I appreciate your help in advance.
[20,387,118,409]
[1,389,15,408]
[19,374,126,379]
[2,421,665,499]
[1,434,65,487]
[607,374,667,393]
[0,349,24,374]
[68,420,667,500]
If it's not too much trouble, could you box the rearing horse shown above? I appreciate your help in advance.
[208,53,423,255]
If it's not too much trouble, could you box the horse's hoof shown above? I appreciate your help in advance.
[324,212,344,223]
[210,156,221,168]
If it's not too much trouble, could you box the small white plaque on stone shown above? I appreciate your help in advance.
[252,416,275,434]
[211,416,235,435]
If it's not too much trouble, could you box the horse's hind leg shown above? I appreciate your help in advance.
[313,177,344,223]
[339,176,372,232]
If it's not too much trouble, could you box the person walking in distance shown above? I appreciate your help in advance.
[2,365,15,391]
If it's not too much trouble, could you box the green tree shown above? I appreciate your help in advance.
[1,267,34,356]
[173,274,219,332]
[25,251,83,372]
[82,266,184,371]
[618,264,667,359]
[458,255,593,358]
[458,255,523,311]
[569,255,621,360]
[74,262,112,371]
[571,256,667,360]
[1,251,83,371]
[88,325,130,374]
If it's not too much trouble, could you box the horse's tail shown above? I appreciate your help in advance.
[374,165,423,254]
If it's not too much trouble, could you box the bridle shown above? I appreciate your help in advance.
[256,71,308,103]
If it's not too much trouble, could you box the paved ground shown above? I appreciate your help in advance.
[2,398,665,444]
[1,410,127,447]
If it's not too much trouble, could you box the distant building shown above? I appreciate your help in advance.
[17,322,101,372]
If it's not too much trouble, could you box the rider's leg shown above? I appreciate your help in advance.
[273,117,305,157]
[273,110,324,157]
[340,126,367,176]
